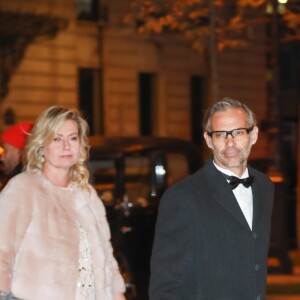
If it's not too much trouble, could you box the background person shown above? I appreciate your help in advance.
[1,122,33,176]
[0,106,126,300]
[149,97,274,300]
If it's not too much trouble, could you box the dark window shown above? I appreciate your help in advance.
[279,46,296,88]
[76,0,99,21]
[139,73,156,135]
[190,76,204,145]
[78,68,103,135]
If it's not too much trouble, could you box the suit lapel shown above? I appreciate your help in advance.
[249,169,266,231]
[204,160,251,231]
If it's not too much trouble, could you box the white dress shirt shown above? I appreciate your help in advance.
[214,162,253,230]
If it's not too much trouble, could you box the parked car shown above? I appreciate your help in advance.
[88,136,202,299]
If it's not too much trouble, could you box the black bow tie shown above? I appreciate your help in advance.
[223,174,254,190]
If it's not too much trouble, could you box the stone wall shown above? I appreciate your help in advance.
[0,0,269,159]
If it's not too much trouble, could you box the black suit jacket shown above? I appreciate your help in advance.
[149,158,274,300]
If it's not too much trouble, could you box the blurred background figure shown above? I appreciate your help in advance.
[0,147,5,191]
[1,122,33,176]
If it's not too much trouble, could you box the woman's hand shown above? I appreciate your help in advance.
[115,293,126,300]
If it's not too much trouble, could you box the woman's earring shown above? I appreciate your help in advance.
[38,148,45,163]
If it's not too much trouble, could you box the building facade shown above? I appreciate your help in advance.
[0,0,270,158]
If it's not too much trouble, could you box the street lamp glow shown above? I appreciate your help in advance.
[155,165,166,175]
[278,0,288,3]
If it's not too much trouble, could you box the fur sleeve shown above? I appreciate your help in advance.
[0,176,34,292]
[88,186,126,294]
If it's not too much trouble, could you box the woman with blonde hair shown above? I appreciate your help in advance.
[0,106,126,300]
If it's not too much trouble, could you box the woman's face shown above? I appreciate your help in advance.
[43,120,80,172]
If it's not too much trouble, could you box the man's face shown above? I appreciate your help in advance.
[203,108,258,175]
[1,143,22,174]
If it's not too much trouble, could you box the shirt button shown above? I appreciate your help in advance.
[256,295,261,300]
[253,232,257,239]
[255,264,260,271]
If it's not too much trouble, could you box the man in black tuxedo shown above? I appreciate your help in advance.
[149,97,274,300]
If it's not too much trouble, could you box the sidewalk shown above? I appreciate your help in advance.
[267,274,300,299]
[267,297,300,299]
[267,252,300,299]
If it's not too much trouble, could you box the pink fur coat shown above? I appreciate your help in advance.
[0,171,125,300]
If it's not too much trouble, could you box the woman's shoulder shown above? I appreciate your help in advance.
[85,184,106,210]
[8,170,36,183]
[76,183,99,198]
[3,171,40,192]
[0,172,39,208]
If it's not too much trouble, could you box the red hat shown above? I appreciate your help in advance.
[2,122,34,150]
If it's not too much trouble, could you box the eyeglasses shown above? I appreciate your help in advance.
[207,126,254,141]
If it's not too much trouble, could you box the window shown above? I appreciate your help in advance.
[76,0,99,21]
[190,76,205,145]
[139,73,157,135]
[279,46,297,88]
[88,155,151,207]
[78,68,103,134]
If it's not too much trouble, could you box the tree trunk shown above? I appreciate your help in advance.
[208,0,219,103]
[298,104,300,250]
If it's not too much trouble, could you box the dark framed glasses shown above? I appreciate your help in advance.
[207,126,254,141]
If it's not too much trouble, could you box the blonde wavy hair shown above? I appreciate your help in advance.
[25,106,90,189]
